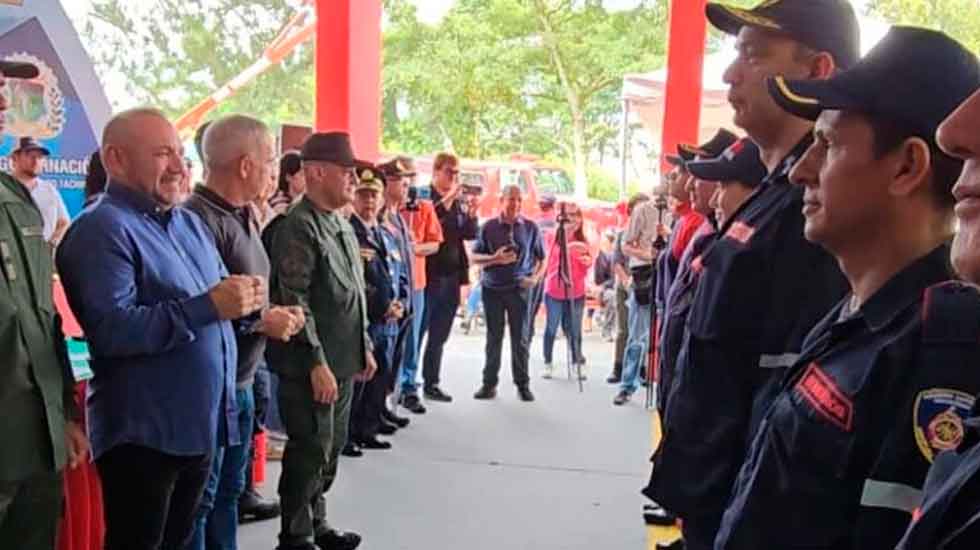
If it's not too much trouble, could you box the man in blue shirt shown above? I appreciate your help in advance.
[57,108,265,550]
[471,184,545,402]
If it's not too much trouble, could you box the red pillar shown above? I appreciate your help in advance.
[660,0,708,172]
[314,0,383,161]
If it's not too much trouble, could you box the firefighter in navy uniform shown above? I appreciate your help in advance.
[646,2,858,547]
[713,28,980,550]
[895,79,980,550]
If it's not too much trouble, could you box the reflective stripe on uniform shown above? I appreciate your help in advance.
[860,479,922,513]
[759,353,799,368]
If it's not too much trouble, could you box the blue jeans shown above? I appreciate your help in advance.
[542,295,585,364]
[188,387,255,550]
[400,288,426,394]
[620,292,651,395]
[466,282,483,317]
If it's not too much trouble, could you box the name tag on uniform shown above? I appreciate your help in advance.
[0,240,16,281]
[20,225,43,238]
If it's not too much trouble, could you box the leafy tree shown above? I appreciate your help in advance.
[865,0,980,52]
[84,0,315,130]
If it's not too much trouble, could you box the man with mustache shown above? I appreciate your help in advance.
[57,108,264,550]
[267,132,377,550]
[715,27,980,549]
[895,85,980,550]
[0,59,90,550]
[645,1,858,547]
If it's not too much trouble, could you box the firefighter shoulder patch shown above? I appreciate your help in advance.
[914,389,975,462]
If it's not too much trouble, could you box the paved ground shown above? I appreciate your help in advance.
[240,321,655,550]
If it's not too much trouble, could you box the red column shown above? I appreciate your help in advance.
[660,0,708,172]
[314,0,383,161]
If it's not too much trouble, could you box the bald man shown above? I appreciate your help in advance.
[184,115,304,549]
[57,108,265,550]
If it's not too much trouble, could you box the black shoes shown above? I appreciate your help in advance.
[473,385,497,400]
[382,409,410,428]
[607,363,623,384]
[655,540,684,550]
[643,502,678,526]
[613,390,631,406]
[378,422,398,436]
[341,442,363,457]
[400,393,427,414]
[424,385,453,402]
[238,488,280,522]
[356,436,392,450]
[517,386,535,402]
[315,529,362,550]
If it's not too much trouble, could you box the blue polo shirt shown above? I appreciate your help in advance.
[56,182,238,459]
[473,216,545,291]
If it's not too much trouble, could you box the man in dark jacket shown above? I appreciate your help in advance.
[348,167,409,452]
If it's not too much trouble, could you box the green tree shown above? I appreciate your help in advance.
[84,0,315,131]
[865,0,980,52]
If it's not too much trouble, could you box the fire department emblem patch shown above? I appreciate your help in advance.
[914,389,974,462]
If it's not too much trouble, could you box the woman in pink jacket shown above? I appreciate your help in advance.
[541,202,593,380]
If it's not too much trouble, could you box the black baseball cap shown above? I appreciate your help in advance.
[667,128,739,166]
[0,59,38,79]
[767,26,980,146]
[706,0,860,70]
[13,137,49,156]
[686,138,766,187]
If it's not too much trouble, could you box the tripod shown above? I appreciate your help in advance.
[554,203,584,392]
[645,195,669,410]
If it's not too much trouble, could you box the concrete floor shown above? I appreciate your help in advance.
[240,323,655,550]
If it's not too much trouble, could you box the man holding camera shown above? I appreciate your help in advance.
[470,185,546,402]
[420,153,479,403]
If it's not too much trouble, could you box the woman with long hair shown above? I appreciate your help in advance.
[542,201,593,380]
[269,150,305,217]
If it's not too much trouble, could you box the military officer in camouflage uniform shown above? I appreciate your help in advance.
[268,132,377,550]
[0,59,89,550]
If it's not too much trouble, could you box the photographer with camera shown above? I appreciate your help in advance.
[420,153,480,403]
[470,185,546,402]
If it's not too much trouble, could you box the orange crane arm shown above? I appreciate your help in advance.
[174,1,316,135]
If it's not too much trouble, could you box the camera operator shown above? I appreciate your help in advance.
[420,153,480,403]
[470,184,546,402]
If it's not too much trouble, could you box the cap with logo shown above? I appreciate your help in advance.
[767,26,980,146]
[13,137,50,156]
[0,59,38,79]
[354,161,385,194]
[706,0,861,70]
[667,128,739,167]
[686,138,767,187]
[301,132,356,167]
[378,158,417,180]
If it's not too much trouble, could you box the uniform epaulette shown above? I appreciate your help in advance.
[921,281,980,343]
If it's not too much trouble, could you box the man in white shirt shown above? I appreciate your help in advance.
[12,137,69,245]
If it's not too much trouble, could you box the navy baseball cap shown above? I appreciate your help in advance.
[768,26,980,146]
[706,0,861,70]
[686,138,767,186]
[667,128,739,166]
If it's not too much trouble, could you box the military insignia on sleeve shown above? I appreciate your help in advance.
[914,389,974,462]
[725,221,756,245]
[795,363,853,431]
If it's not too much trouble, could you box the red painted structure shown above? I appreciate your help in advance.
[314,0,383,161]
[660,0,709,171]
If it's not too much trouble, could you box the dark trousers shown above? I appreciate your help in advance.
[614,285,629,373]
[277,377,354,548]
[351,324,397,440]
[0,470,63,550]
[422,275,461,388]
[681,507,725,550]
[96,444,211,550]
[526,281,545,346]
[481,286,531,388]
